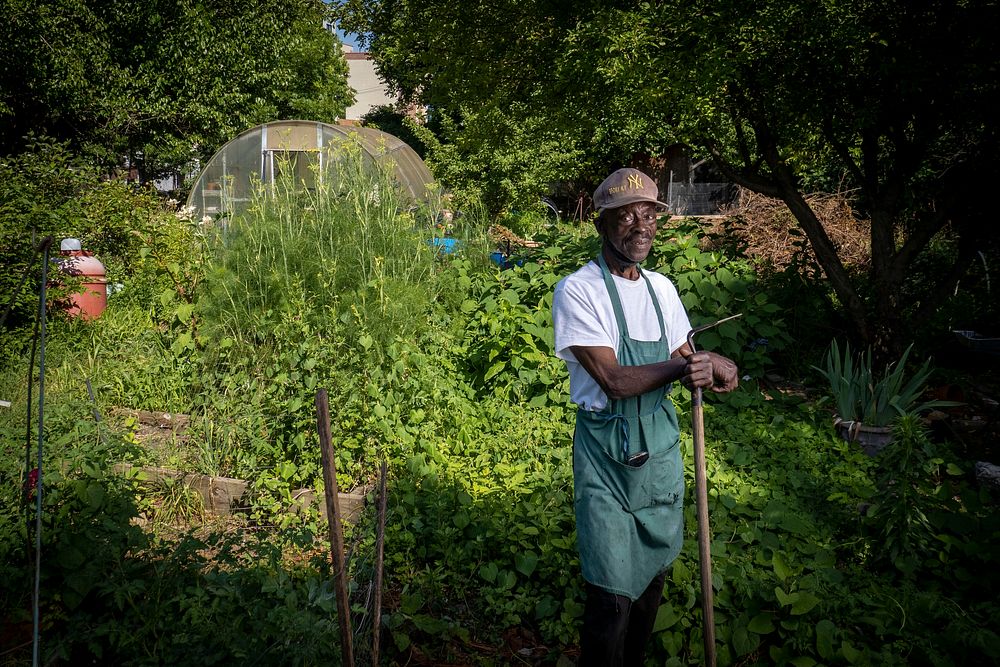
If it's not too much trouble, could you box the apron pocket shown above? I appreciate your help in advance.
[607,447,684,513]
[597,449,682,513]
[647,443,683,507]
[591,449,649,512]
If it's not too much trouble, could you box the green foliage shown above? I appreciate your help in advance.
[373,398,580,648]
[361,105,428,158]
[647,219,790,379]
[411,105,586,216]
[0,404,350,665]
[2,163,997,665]
[199,139,440,346]
[191,306,343,488]
[336,0,1000,349]
[0,0,353,179]
[0,401,145,624]
[129,204,207,314]
[447,254,569,404]
[656,397,998,666]
[171,142,453,488]
[815,340,958,426]
[68,530,346,665]
[271,6,355,123]
[863,417,947,575]
[448,215,790,408]
[333,0,671,198]
[0,138,169,361]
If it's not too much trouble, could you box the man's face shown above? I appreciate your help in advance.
[597,201,659,264]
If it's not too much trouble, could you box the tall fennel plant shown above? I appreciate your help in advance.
[201,136,444,346]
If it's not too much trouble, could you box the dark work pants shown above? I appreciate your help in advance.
[579,571,667,667]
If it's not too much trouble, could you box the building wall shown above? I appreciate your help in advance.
[344,51,397,122]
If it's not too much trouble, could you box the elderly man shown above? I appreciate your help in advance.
[552,168,738,665]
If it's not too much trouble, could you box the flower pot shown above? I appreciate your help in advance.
[834,417,893,455]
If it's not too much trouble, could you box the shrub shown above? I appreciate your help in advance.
[814,340,957,427]
[0,137,167,362]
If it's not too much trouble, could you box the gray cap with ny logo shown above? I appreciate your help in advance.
[593,168,668,213]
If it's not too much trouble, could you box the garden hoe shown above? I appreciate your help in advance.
[686,313,742,667]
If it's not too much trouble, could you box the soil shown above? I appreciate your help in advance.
[108,407,190,452]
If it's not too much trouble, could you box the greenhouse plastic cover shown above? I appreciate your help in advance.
[186,120,434,221]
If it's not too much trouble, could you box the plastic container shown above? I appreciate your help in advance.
[834,417,893,456]
[489,251,525,269]
[953,330,1000,355]
[56,238,107,320]
[427,237,461,254]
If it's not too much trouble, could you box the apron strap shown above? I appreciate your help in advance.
[595,254,667,342]
[645,271,667,341]
[584,409,631,459]
[594,253,669,460]
[597,253,631,339]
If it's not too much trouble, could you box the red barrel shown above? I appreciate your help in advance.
[57,238,107,320]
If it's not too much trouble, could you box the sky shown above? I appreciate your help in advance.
[335,27,361,50]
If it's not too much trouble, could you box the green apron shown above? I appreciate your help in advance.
[573,254,684,600]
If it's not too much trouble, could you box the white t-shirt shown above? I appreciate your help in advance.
[553,260,691,411]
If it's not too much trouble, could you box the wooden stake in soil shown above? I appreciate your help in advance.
[316,389,355,667]
[372,460,388,667]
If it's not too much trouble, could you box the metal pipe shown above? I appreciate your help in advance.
[32,238,52,667]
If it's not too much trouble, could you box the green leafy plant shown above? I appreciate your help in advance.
[450,253,570,404]
[864,416,951,576]
[199,140,442,348]
[814,339,957,427]
[648,218,790,380]
[0,137,164,362]
[148,476,207,528]
[4,156,998,666]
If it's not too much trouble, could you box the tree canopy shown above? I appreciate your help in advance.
[335,0,1000,348]
[1,0,354,180]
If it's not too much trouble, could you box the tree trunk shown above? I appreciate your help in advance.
[777,185,871,343]
[868,207,906,360]
[709,141,872,343]
[746,120,873,343]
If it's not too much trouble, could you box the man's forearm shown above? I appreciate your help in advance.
[598,357,690,400]
[570,345,689,400]
[571,344,737,400]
